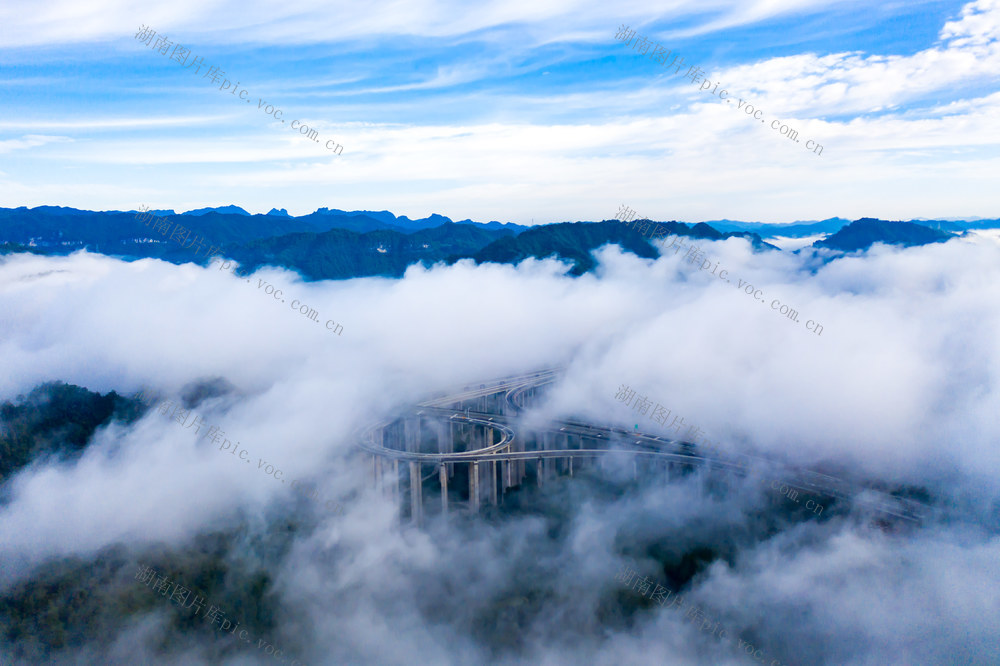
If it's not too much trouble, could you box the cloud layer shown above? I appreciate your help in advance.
[1,233,998,663]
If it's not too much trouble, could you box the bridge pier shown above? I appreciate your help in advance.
[392,459,400,515]
[470,461,480,513]
[439,463,448,517]
[405,416,420,453]
[376,429,387,493]
[490,461,498,505]
[446,421,455,477]
[437,420,455,478]
[542,433,556,481]
[511,428,523,485]
[409,461,423,526]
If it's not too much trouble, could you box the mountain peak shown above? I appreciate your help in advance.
[182,205,251,217]
[814,218,953,252]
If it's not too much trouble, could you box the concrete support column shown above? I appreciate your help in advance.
[519,430,527,483]
[569,456,574,477]
[537,457,544,488]
[404,417,419,453]
[541,435,554,480]
[489,461,498,505]
[409,462,422,526]
[446,420,455,477]
[392,459,400,513]
[439,464,449,517]
[393,421,403,452]
[470,462,480,513]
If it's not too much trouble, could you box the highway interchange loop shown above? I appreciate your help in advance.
[356,369,933,526]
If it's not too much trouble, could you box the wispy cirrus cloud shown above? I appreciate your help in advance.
[0,115,231,131]
[0,134,72,154]
[1,1,997,222]
[0,0,879,49]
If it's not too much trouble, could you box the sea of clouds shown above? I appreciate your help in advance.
[1,234,998,664]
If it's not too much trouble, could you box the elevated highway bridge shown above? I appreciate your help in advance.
[356,369,931,527]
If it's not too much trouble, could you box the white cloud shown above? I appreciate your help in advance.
[0,0,864,48]
[2,3,999,222]
[1,235,998,662]
[0,134,72,154]
[0,115,232,130]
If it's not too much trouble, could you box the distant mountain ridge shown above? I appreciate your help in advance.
[706,218,852,238]
[0,208,974,280]
[228,222,517,280]
[457,220,777,276]
[183,205,251,217]
[708,216,999,238]
[813,218,954,252]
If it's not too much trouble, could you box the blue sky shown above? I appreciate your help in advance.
[1,0,998,223]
